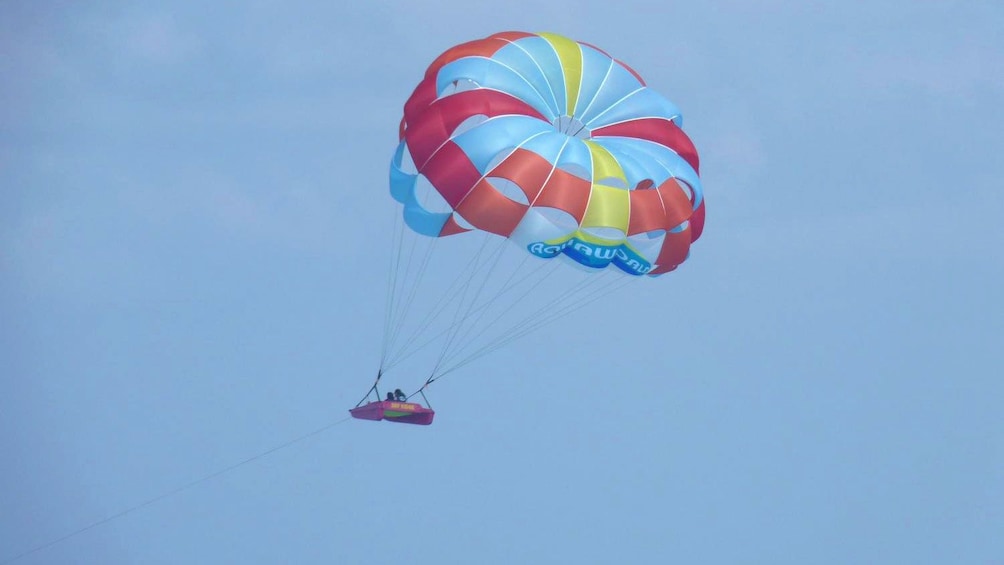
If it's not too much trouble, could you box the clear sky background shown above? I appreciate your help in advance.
[3,2,1003,564]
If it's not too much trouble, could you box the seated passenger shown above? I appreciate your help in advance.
[394,388,407,402]
[386,392,395,401]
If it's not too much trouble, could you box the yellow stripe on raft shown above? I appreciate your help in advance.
[539,32,583,116]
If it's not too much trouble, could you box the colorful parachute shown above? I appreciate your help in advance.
[353,32,708,421]
[390,31,705,276]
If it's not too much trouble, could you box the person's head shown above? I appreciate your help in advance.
[386,392,394,400]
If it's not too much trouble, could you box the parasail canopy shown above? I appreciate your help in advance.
[391,31,705,277]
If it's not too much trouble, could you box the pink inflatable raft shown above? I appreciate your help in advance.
[350,400,435,426]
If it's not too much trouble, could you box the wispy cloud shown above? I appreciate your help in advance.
[111,12,203,66]
[858,44,1004,99]
[115,169,352,253]
[726,175,1004,266]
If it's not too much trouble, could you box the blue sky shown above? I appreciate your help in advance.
[3,2,1003,564]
